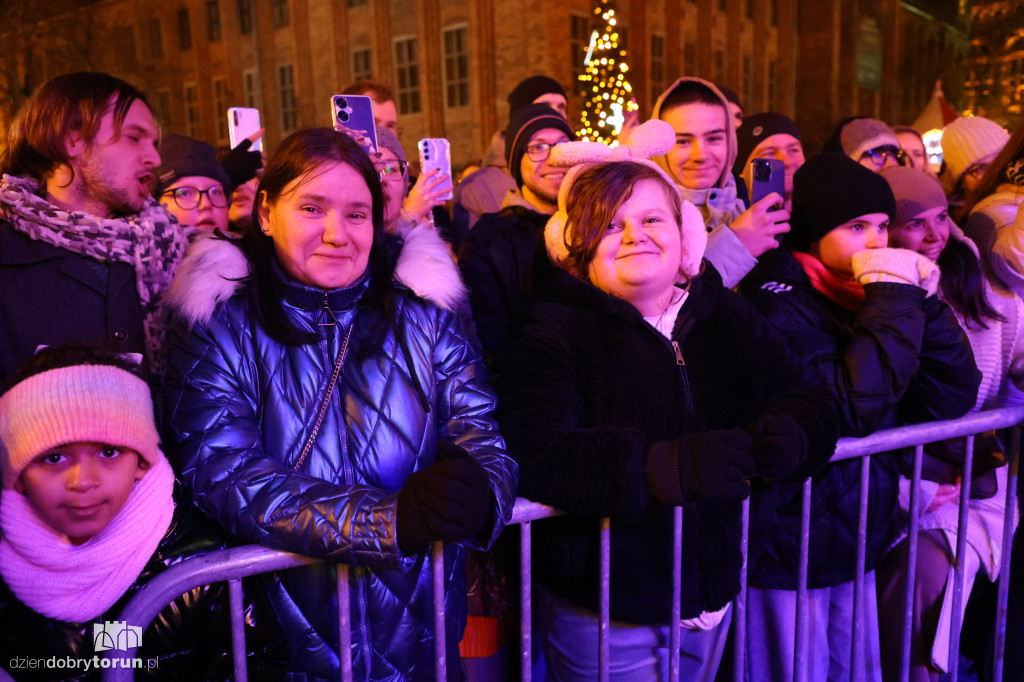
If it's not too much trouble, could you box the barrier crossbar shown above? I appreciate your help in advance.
[103,405,1024,682]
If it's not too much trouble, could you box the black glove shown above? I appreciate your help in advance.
[646,429,755,505]
[396,442,493,554]
[746,414,808,481]
[219,138,264,188]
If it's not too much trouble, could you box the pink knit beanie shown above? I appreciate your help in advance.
[942,116,1009,182]
[0,365,162,489]
[880,166,947,226]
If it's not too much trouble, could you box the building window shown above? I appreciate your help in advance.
[178,9,192,50]
[213,77,228,143]
[154,89,171,127]
[718,0,727,12]
[650,33,665,104]
[272,0,290,28]
[148,18,163,59]
[743,54,752,105]
[684,41,696,69]
[352,48,372,81]
[207,1,222,41]
[768,59,777,107]
[243,68,262,109]
[571,13,590,95]
[745,0,754,19]
[443,26,469,108]
[279,63,297,132]
[347,0,367,6]
[770,0,778,26]
[714,47,725,85]
[238,0,253,35]
[184,83,198,137]
[394,38,421,115]
[115,26,138,65]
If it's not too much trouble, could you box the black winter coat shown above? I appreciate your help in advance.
[0,499,252,681]
[496,264,839,623]
[0,225,147,387]
[740,248,980,589]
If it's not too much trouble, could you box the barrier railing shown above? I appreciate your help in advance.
[103,406,1024,682]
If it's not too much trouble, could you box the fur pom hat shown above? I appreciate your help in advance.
[0,365,162,489]
[941,116,1009,183]
[544,119,707,280]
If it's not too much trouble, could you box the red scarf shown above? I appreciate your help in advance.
[792,251,865,311]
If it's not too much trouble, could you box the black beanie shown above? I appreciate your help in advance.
[504,103,576,187]
[733,112,802,175]
[788,153,896,253]
[507,76,567,114]
[154,134,232,196]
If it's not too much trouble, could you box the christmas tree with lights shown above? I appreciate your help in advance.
[577,0,635,144]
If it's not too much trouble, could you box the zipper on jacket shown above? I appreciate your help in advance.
[672,341,685,366]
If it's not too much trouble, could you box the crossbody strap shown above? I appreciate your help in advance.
[293,323,354,471]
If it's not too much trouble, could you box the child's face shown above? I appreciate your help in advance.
[15,441,145,545]
[814,213,890,280]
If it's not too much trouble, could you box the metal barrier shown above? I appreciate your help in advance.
[103,406,1024,682]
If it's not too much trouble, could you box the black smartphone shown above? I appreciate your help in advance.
[749,158,785,211]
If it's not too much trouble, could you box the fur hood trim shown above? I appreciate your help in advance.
[165,226,466,327]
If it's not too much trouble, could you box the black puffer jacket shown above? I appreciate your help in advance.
[740,247,981,589]
[0,499,252,681]
[496,264,839,623]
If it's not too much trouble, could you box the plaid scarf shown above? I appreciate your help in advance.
[0,174,192,368]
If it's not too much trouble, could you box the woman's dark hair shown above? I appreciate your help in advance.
[0,72,150,182]
[562,161,682,280]
[938,237,1004,329]
[5,345,142,391]
[242,128,395,347]
[962,118,1024,218]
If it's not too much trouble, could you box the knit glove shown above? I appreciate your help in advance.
[851,247,939,296]
[219,138,264,188]
[646,429,756,506]
[396,441,493,554]
[746,414,808,481]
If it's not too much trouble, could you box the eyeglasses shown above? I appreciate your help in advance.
[162,185,229,209]
[859,145,908,167]
[965,163,989,180]
[525,141,565,163]
[375,160,408,183]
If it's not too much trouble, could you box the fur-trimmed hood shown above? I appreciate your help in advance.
[164,223,466,327]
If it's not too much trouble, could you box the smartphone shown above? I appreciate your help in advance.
[227,107,262,152]
[418,138,454,201]
[749,158,785,211]
[331,94,378,153]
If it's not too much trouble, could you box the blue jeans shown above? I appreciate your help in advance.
[745,573,882,682]
[536,586,731,682]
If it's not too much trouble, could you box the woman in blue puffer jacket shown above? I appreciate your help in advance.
[159,128,518,681]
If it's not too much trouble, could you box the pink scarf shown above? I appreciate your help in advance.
[793,251,866,311]
[0,455,174,622]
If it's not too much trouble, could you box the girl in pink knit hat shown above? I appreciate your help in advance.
[0,347,241,680]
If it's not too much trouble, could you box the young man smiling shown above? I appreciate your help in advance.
[458,103,576,370]
[652,77,791,288]
[0,72,188,382]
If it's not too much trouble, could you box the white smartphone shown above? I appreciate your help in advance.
[418,138,453,201]
[227,107,262,152]
[331,94,378,153]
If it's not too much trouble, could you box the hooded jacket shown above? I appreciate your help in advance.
[651,77,757,287]
[495,261,839,623]
[741,247,980,588]
[160,228,518,681]
[964,183,1024,298]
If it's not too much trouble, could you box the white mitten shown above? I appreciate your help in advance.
[851,247,940,297]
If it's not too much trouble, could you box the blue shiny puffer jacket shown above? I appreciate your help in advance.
[160,235,518,681]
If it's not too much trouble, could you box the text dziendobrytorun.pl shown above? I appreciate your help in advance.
[8,656,158,671]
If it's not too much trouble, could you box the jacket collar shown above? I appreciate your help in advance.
[275,258,371,312]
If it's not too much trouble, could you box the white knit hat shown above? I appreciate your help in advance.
[544,119,708,280]
[942,116,1010,182]
[0,365,162,489]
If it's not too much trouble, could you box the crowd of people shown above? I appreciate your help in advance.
[0,68,1021,682]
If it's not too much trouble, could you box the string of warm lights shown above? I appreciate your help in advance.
[577,0,636,144]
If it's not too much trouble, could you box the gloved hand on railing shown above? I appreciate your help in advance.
[396,441,492,554]
[746,414,808,480]
[645,429,756,506]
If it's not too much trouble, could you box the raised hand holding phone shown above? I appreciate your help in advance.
[331,94,378,154]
